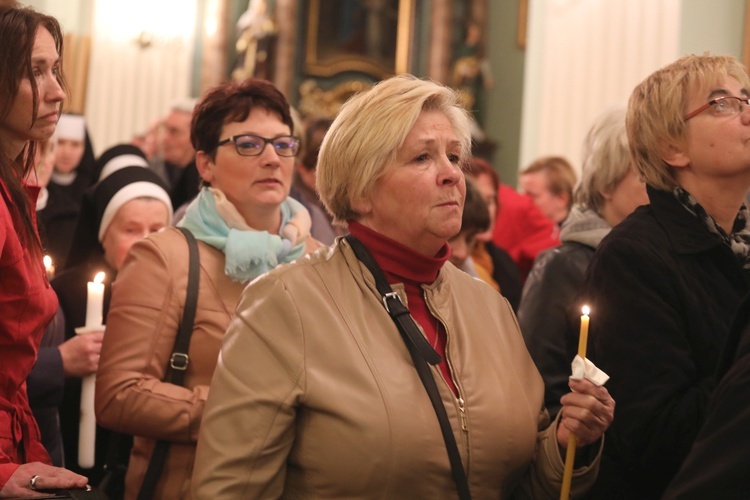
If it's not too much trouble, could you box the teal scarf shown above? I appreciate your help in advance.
[178,188,308,282]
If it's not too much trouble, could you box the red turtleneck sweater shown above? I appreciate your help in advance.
[348,222,457,395]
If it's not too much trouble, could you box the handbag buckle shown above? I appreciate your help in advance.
[170,352,189,371]
[382,292,402,313]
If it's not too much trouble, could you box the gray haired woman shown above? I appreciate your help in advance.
[518,104,648,418]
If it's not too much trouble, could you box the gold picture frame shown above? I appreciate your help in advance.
[305,0,414,78]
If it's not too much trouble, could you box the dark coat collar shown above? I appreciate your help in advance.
[647,185,725,255]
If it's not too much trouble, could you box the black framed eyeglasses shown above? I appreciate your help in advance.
[683,95,750,121]
[217,134,300,157]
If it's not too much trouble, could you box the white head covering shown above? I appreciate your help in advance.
[55,114,86,141]
[91,145,173,241]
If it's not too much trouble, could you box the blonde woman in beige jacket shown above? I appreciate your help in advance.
[95,78,320,499]
[193,75,614,499]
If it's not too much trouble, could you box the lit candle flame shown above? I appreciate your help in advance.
[93,271,105,285]
[43,255,52,269]
[582,305,590,316]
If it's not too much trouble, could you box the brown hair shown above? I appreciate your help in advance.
[301,117,334,172]
[0,5,65,253]
[462,177,490,234]
[191,78,294,159]
[467,156,500,190]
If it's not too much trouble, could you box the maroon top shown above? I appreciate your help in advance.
[348,221,457,394]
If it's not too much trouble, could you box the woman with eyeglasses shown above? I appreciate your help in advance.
[579,54,750,499]
[94,78,321,499]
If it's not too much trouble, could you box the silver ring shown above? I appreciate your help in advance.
[29,474,40,490]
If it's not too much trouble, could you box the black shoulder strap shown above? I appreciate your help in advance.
[344,234,472,500]
[137,227,200,500]
[164,227,200,386]
[345,234,442,365]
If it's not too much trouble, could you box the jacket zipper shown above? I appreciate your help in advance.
[457,396,467,431]
[424,292,470,469]
[443,315,470,475]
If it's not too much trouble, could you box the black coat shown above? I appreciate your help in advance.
[518,240,594,418]
[582,187,750,499]
[27,308,66,466]
[166,160,200,211]
[37,183,81,269]
[662,293,750,499]
[39,131,97,269]
[485,241,522,313]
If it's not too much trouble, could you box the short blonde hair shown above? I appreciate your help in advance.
[316,74,472,224]
[627,53,750,191]
[577,105,633,212]
[520,156,577,210]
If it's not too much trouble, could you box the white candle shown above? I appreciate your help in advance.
[78,271,105,469]
[85,272,105,328]
[78,374,96,469]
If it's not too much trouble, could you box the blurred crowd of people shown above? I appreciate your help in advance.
[2,3,750,500]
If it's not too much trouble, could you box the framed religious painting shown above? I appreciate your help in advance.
[304,0,414,79]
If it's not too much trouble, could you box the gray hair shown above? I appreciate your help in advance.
[576,105,632,212]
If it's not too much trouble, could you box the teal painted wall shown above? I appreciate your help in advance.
[482,0,526,187]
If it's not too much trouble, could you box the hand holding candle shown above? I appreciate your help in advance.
[77,271,106,469]
[560,305,591,500]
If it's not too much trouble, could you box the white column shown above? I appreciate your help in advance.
[519,0,680,177]
[85,0,197,155]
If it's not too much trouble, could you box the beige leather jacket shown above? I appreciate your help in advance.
[95,227,320,499]
[193,237,600,499]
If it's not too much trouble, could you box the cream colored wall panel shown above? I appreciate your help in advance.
[520,0,680,178]
[85,0,196,156]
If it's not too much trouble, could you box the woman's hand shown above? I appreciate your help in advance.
[59,331,104,378]
[0,463,88,498]
[556,378,615,448]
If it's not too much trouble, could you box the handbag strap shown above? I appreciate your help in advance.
[164,227,200,386]
[137,227,200,500]
[345,234,472,500]
[345,234,442,365]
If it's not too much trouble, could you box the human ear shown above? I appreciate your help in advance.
[351,190,373,217]
[195,151,215,183]
[661,142,690,168]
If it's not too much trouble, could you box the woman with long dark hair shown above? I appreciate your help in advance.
[0,5,88,497]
